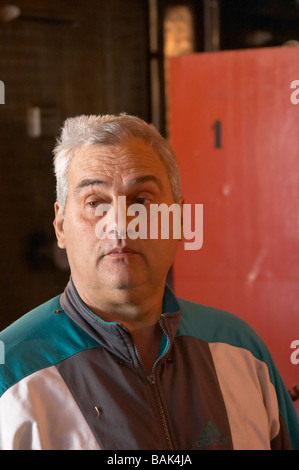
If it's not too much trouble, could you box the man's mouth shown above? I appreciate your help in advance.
[105,247,138,258]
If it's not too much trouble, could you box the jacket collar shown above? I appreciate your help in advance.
[60,278,182,365]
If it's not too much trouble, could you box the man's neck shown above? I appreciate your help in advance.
[72,279,166,374]
[72,277,165,329]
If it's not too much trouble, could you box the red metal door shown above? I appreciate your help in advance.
[169,47,299,412]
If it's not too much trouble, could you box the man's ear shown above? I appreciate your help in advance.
[53,202,66,249]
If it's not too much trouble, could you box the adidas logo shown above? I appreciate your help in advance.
[196,421,230,448]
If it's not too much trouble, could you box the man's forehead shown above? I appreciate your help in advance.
[70,139,167,185]
[74,137,159,162]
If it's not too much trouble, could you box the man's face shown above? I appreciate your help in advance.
[54,137,182,302]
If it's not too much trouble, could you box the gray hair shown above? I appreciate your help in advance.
[53,113,182,209]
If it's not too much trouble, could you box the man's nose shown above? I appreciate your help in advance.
[108,197,125,239]
[107,196,131,239]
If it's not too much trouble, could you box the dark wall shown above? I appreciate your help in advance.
[0,0,150,329]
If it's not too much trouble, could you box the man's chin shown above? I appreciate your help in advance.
[96,269,145,291]
[106,277,144,292]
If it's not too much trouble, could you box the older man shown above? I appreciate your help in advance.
[0,114,298,450]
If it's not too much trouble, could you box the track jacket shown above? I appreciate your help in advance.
[0,279,298,450]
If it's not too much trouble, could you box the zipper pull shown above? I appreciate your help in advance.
[147,374,156,385]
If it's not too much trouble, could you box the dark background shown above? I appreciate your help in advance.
[0,0,298,330]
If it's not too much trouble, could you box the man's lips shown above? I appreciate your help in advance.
[105,247,138,257]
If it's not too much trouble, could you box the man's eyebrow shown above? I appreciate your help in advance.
[74,175,163,193]
[75,179,109,192]
[128,175,162,190]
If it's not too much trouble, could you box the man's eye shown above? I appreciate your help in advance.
[135,197,150,205]
[87,200,104,208]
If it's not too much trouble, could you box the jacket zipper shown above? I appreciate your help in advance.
[147,373,174,450]
[146,318,175,450]
[119,319,175,450]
